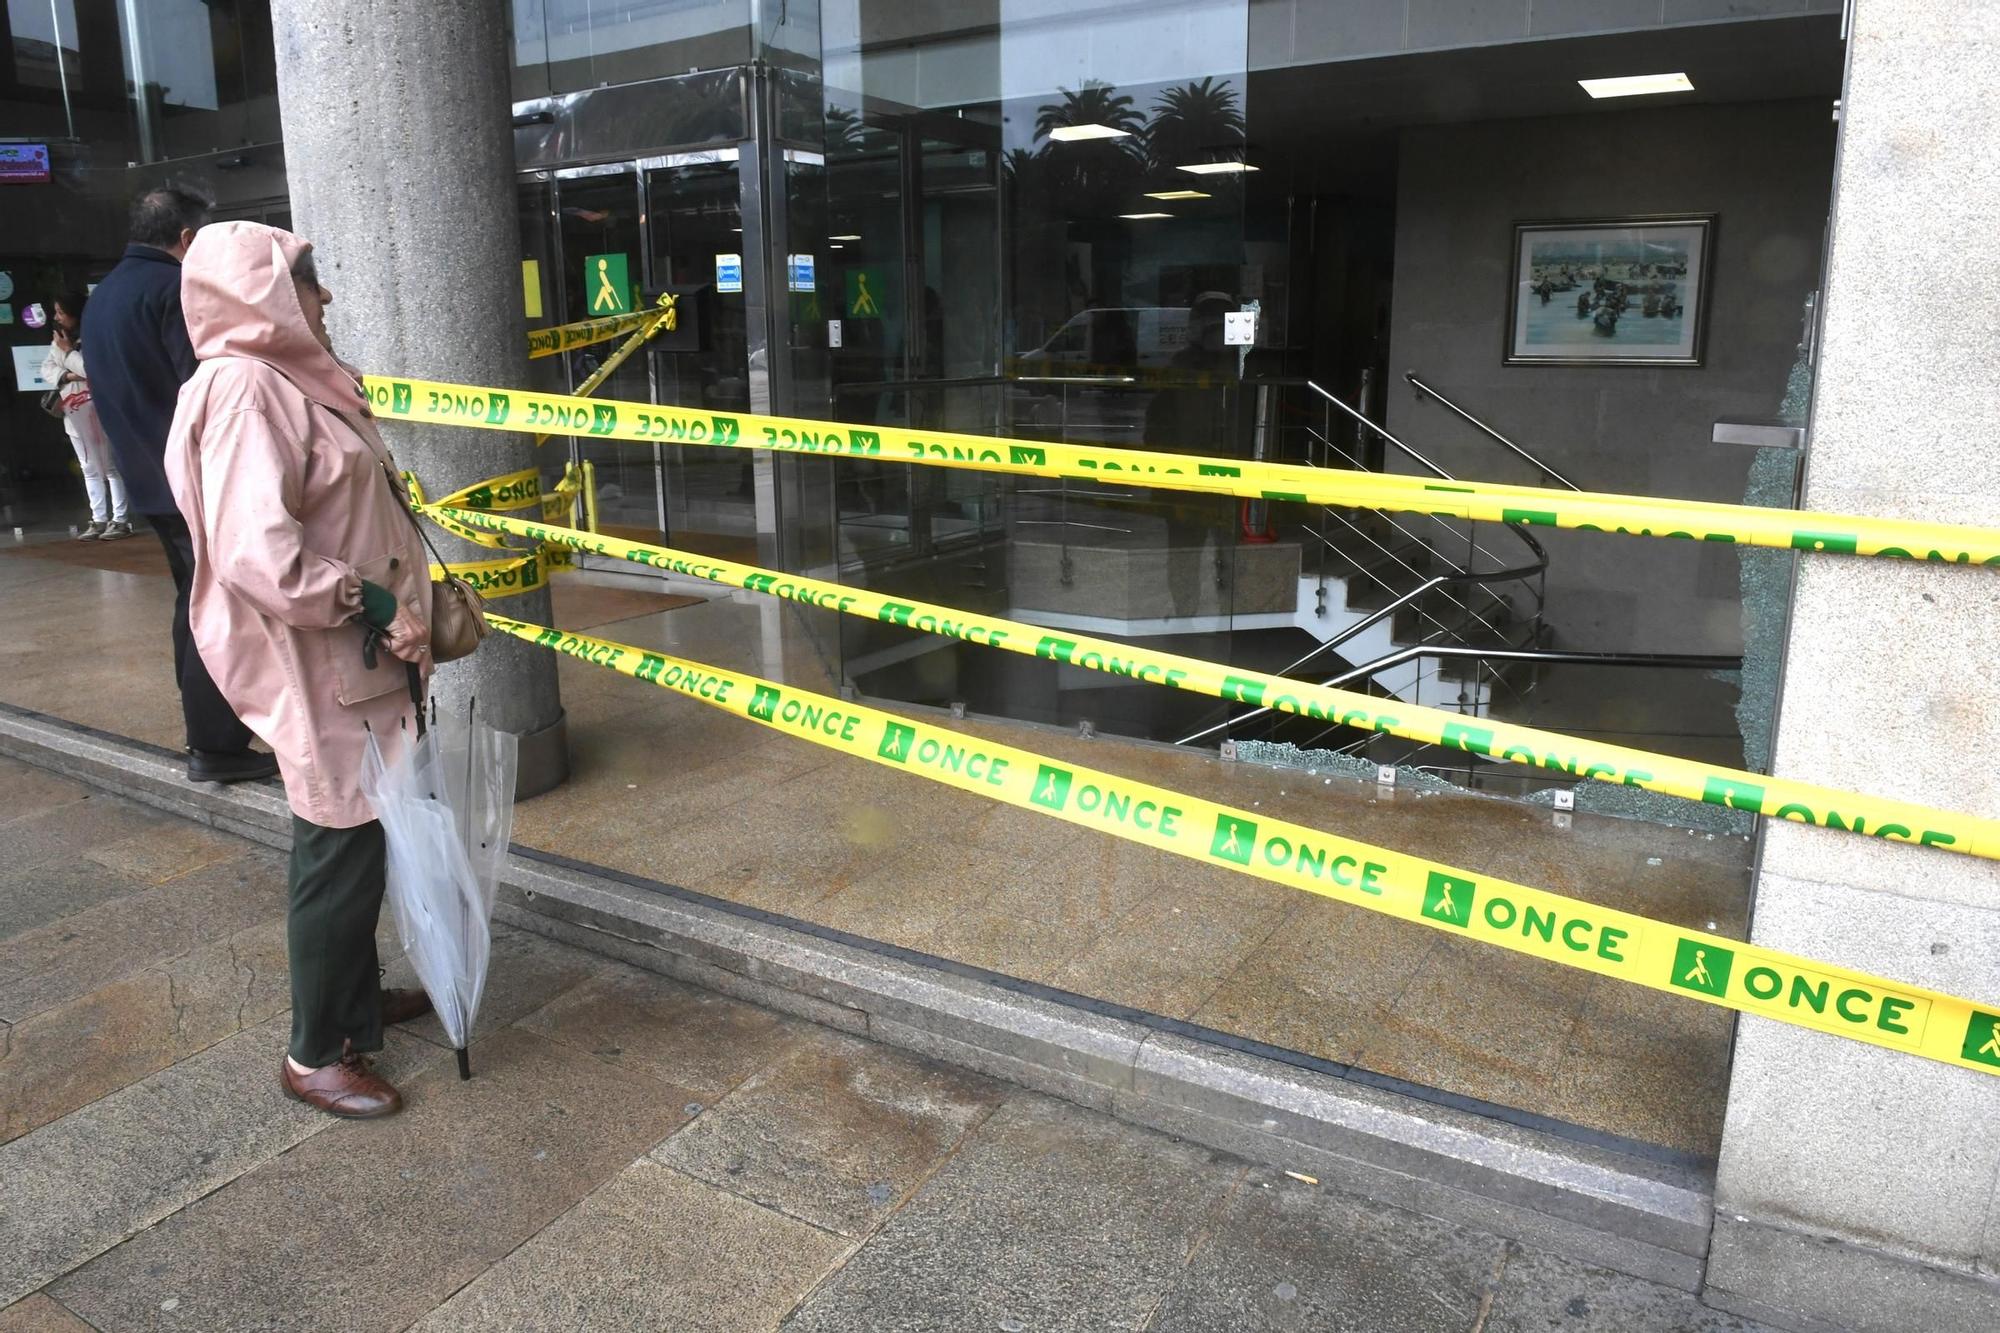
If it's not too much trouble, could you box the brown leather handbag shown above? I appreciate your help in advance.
[425,567,491,664]
[384,463,491,663]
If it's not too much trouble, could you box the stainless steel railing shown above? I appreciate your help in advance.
[1403,371,1582,492]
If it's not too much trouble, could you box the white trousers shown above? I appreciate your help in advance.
[63,404,128,524]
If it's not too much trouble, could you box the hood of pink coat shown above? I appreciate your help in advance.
[181,220,369,413]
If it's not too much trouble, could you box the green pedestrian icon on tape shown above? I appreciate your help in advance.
[1962,1012,2000,1069]
[878,721,915,762]
[1030,765,1072,811]
[1421,871,1474,927]
[1702,776,1765,814]
[1671,939,1733,997]
[1210,815,1255,865]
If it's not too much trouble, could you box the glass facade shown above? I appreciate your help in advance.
[485,0,1843,1156]
[0,0,1850,1157]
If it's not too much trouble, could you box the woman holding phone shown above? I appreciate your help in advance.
[41,290,133,540]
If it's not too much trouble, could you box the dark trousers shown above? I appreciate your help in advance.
[145,512,256,755]
[288,816,387,1067]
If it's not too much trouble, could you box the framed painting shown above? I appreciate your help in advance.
[1506,215,1714,366]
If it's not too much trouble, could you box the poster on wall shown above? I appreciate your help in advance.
[0,144,51,184]
[1506,215,1713,366]
[13,344,52,391]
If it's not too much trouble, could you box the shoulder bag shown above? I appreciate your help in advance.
[381,462,491,663]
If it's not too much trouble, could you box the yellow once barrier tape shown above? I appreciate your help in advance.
[434,465,543,513]
[488,611,2000,1080]
[404,474,511,551]
[431,504,2000,861]
[540,462,587,525]
[427,544,571,599]
[364,374,2000,564]
[407,465,590,593]
[534,292,682,447]
[526,310,655,359]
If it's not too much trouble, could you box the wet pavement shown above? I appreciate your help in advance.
[0,535,1753,1157]
[0,760,1772,1331]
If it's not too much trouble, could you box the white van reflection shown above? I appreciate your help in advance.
[1014,307,1190,376]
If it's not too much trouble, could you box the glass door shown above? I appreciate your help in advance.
[550,164,660,538]
[825,114,916,560]
[824,112,1007,566]
[642,153,755,561]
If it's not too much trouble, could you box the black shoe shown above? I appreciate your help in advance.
[187,749,280,783]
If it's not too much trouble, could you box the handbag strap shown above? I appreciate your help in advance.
[380,461,459,576]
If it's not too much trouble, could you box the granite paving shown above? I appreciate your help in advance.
[0,540,1757,1157]
[0,752,1772,1331]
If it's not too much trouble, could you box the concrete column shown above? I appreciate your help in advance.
[270,0,567,795]
[1706,5,2000,1330]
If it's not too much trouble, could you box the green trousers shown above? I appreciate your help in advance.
[287,816,387,1067]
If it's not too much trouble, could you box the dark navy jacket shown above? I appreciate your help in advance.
[86,244,198,516]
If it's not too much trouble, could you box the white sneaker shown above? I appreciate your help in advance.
[99,521,134,540]
[75,521,106,541]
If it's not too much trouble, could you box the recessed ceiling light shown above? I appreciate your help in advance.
[1145,189,1210,200]
[830,234,861,241]
[1050,123,1132,142]
[1176,161,1257,176]
[1119,211,1172,220]
[1578,72,1694,99]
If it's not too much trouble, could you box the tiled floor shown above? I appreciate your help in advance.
[0,772,1772,1332]
[0,535,1753,1157]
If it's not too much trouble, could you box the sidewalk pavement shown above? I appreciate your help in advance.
[0,534,1753,1158]
[0,755,1770,1332]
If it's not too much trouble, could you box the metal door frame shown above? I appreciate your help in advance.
[535,146,775,553]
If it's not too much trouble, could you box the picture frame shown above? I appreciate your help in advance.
[1505,215,1714,367]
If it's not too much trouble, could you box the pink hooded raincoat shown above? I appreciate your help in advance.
[166,221,433,828]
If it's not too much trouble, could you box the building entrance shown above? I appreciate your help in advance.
[518,149,758,563]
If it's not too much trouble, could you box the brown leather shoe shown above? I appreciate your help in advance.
[380,987,434,1026]
[281,1041,403,1118]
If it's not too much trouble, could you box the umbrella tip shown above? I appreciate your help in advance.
[456,1047,471,1080]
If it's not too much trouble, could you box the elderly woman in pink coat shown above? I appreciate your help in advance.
[166,220,446,1119]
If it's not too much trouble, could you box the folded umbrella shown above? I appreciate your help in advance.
[360,683,517,1079]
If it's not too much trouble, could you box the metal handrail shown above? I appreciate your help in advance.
[1175,553,1547,747]
[1300,421,1512,572]
[1298,419,1544,622]
[1296,379,1452,481]
[1404,371,1582,491]
[1305,512,1506,641]
[1164,377,1561,749]
[1290,379,1550,589]
[1328,643,1739,689]
[1285,644,1738,754]
[833,374,1011,396]
[1191,641,1735,752]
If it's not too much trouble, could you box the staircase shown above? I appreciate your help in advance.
[1176,375,1564,761]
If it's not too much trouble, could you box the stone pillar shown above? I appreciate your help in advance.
[1705,5,2000,1331]
[270,0,567,795]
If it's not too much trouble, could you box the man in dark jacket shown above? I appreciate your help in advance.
[88,184,275,783]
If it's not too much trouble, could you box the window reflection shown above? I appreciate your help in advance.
[512,0,754,97]
[9,0,79,92]
[106,0,277,162]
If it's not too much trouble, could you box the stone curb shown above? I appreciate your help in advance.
[0,704,1714,1292]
